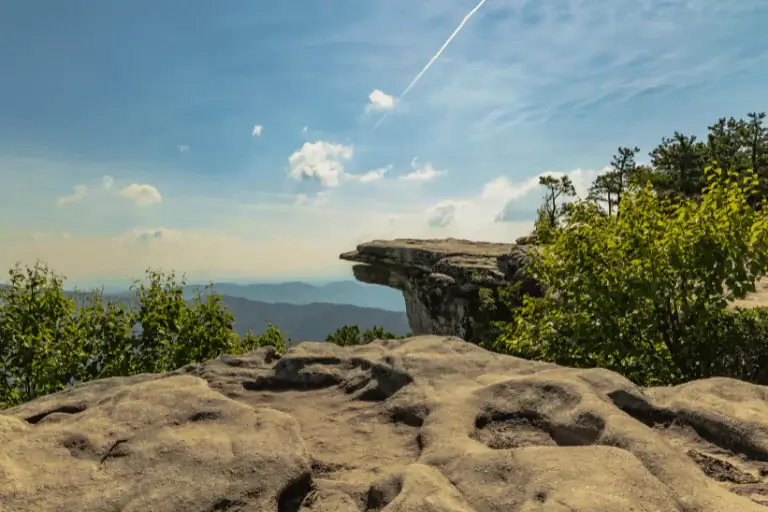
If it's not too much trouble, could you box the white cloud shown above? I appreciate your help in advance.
[288,141,354,188]
[252,124,263,136]
[119,183,163,207]
[294,193,309,206]
[398,161,446,182]
[365,89,396,113]
[56,184,87,206]
[302,126,308,133]
[427,202,458,228]
[349,166,390,183]
[481,176,541,202]
[491,168,606,222]
[177,144,190,153]
[102,175,114,190]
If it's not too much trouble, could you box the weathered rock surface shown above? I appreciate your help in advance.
[3,335,768,511]
[340,239,540,341]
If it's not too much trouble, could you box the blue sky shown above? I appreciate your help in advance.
[1,0,766,286]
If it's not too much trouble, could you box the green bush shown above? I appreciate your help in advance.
[325,325,406,346]
[239,323,288,356]
[489,166,768,385]
[0,264,286,408]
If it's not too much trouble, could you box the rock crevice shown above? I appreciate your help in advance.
[340,238,540,341]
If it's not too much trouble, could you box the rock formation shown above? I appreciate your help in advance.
[340,238,540,341]
[3,335,768,510]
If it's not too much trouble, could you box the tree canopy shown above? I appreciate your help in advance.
[485,111,768,386]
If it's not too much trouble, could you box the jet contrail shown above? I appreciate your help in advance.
[373,0,488,131]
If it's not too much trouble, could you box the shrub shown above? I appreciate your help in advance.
[0,263,285,408]
[490,167,768,385]
[325,325,405,346]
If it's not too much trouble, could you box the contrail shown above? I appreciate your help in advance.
[373,0,488,131]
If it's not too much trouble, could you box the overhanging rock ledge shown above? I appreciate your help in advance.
[339,238,541,341]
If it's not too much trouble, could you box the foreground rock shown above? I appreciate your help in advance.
[340,238,540,341]
[3,336,768,511]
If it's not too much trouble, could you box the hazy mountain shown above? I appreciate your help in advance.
[30,289,409,344]
[218,295,409,342]
[3,280,410,343]
[185,280,406,312]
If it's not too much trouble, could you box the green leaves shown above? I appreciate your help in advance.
[325,325,403,347]
[501,166,768,385]
[0,265,290,408]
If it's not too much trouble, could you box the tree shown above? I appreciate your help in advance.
[706,116,745,173]
[493,166,768,385]
[535,175,576,242]
[650,132,709,198]
[239,323,288,356]
[0,264,286,408]
[0,262,87,406]
[739,112,768,176]
[325,325,403,346]
[587,147,641,217]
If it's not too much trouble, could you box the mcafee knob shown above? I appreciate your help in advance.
[339,238,541,341]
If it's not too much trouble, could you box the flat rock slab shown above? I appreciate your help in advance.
[3,335,768,511]
[340,238,517,274]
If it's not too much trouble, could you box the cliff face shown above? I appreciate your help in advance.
[339,238,541,341]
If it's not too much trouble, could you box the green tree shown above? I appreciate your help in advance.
[535,175,576,242]
[739,112,768,176]
[0,262,86,406]
[493,166,768,385]
[587,146,640,217]
[0,264,288,408]
[706,116,746,173]
[325,325,403,346]
[239,323,288,355]
[650,132,709,198]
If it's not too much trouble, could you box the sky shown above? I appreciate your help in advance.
[1,0,767,287]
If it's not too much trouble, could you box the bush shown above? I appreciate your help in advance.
[490,167,768,385]
[239,323,288,356]
[325,325,406,346]
[0,263,285,408]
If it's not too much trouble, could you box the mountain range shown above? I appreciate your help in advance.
[218,295,409,342]
[184,280,405,312]
[2,280,410,343]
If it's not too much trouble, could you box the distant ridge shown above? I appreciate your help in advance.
[184,280,406,312]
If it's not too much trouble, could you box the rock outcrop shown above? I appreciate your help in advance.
[340,238,540,341]
[3,335,768,510]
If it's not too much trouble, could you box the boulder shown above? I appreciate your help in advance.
[2,336,768,510]
[339,238,541,341]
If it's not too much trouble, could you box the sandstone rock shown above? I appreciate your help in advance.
[2,336,768,510]
[339,238,541,341]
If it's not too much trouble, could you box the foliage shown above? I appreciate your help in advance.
[535,175,576,243]
[0,265,286,408]
[239,323,288,356]
[471,282,526,348]
[641,112,768,202]
[325,325,406,346]
[491,166,768,385]
[587,146,640,216]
